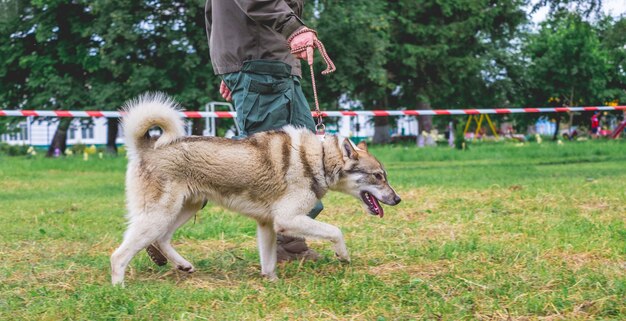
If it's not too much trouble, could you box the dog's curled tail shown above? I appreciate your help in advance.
[122,93,185,156]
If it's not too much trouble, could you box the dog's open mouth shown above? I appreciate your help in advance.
[361,191,384,218]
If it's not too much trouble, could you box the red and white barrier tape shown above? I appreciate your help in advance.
[0,106,624,118]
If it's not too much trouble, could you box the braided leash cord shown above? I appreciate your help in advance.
[288,27,336,134]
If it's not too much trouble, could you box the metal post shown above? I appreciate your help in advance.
[204,102,237,136]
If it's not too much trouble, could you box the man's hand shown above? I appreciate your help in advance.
[288,28,317,65]
[219,80,232,102]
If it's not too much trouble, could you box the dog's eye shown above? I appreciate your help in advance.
[374,173,384,180]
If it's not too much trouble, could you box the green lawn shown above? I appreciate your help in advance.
[1,140,625,320]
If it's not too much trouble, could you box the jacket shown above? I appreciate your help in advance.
[205,0,306,76]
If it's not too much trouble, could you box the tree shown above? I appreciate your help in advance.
[525,12,611,139]
[313,0,528,144]
[384,0,527,145]
[532,0,604,17]
[0,0,220,154]
[89,0,219,153]
[0,0,99,156]
[598,16,626,104]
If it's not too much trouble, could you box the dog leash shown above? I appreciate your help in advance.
[288,27,336,140]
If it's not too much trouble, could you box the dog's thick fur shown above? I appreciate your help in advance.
[111,93,401,285]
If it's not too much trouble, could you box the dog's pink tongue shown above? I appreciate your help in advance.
[368,193,384,218]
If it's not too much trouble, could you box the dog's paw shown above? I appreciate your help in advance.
[111,280,125,287]
[335,252,351,263]
[176,264,196,273]
[262,272,279,282]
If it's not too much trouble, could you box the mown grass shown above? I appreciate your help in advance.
[1,140,625,320]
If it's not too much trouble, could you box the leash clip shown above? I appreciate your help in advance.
[316,123,326,142]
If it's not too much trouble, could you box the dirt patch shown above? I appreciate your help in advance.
[541,250,620,272]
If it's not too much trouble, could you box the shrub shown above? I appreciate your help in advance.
[454,122,467,150]
[0,142,30,156]
[70,143,86,154]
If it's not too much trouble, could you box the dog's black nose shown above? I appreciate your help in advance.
[393,195,401,205]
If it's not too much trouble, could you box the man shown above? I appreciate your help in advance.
[204,0,324,261]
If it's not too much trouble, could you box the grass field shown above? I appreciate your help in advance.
[1,140,625,320]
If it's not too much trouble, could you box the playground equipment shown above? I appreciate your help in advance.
[610,119,626,139]
[463,114,499,139]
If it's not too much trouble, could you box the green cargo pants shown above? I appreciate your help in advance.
[222,60,323,219]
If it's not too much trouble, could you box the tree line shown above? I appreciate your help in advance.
[0,0,624,152]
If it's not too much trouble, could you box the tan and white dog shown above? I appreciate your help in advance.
[110,94,401,285]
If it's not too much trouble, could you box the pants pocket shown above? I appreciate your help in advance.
[290,77,316,132]
[240,77,292,135]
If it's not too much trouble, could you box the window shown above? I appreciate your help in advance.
[69,127,76,140]
[81,126,94,139]
[20,124,28,141]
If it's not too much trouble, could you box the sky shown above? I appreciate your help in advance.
[530,0,626,23]
[601,0,626,16]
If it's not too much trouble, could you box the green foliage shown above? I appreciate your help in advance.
[312,0,391,108]
[525,12,611,106]
[307,0,623,114]
[597,16,626,103]
[0,118,17,135]
[70,143,87,155]
[0,1,97,110]
[0,142,29,156]
[385,0,528,109]
[0,0,219,113]
[88,0,219,110]
[454,121,467,150]
[312,0,529,110]
[532,0,604,17]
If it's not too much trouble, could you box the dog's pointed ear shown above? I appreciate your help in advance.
[341,138,359,160]
[356,140,368,152]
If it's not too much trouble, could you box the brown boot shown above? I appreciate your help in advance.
[146,244,168,266]
[276,235,321,262]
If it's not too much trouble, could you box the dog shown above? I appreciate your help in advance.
[110,93,401,285]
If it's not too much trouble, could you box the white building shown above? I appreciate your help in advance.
[1,117,124,147]
[396,115,419,137]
